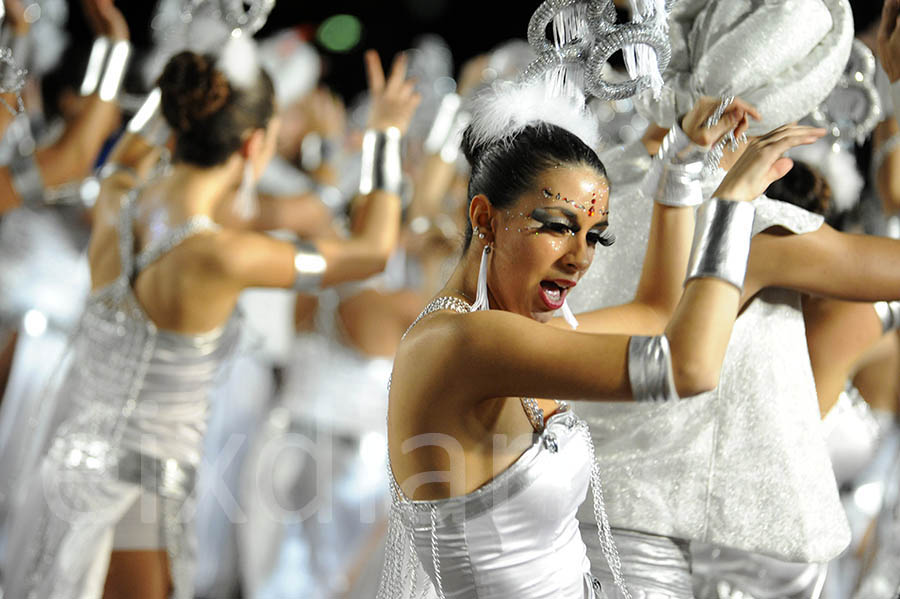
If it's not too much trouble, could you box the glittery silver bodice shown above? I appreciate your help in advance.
[399,410,595,599]
[51,197,240,468]
[571,181,850,561]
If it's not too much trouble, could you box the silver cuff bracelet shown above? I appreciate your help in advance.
[80,37,111,96]
[98,39,132,102]
[127,88,171,147]
[9,149,45,208]
[646,124,706,207]
[891,80,900,118]
[874,300,900,333]
[424,93,462,157]
[685,199,756,291]
[359,127,402,195]
[628,335,680,402]
[292,239,327,292]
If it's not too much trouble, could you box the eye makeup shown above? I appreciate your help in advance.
[510,207,615,247]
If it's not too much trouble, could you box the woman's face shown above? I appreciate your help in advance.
[484,164,613,322]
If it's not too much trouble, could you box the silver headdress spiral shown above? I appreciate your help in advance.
[809,39,882,147]
[521,0,674,101]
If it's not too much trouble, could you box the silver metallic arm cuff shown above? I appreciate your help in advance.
[9,149,45,208]
[891,80,900,119]
[874,300,900,333]
[98,39,132,102]
[628,335,680,402]
[646,124,706,207]
[685,199,756,291]
[359,127,402,195]
[292,240,327,292]
[80,37,111,96]
[425,93,471,164]
[127,88,171,147]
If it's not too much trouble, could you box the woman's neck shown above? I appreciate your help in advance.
[163,159,241,218]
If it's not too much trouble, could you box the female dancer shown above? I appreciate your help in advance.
[0,42,419,599]
[379,72,822,597]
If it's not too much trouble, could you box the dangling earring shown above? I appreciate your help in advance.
[471,243,491,311]
[234,161,259,220]
[560,299,579,330]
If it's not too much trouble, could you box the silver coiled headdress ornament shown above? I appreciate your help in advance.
[520,0,676,101]
[635,0,853,136]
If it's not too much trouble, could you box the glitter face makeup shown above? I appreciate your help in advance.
[485,165,614,323]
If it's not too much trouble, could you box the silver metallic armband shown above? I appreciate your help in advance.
[292,239,327,292]
[628,335,679,402]
[127,88,171,147]
[80,37,110,96]
[81,37,131,101]
[359,127,402,195]
[874,300,900,333]
[891,80,900,121]
[9,149,46,208]
[685,199,756,291]
[646,124,705,207]
[424,93,470,164]
[99,39,132,102]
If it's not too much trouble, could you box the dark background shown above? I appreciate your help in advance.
[63,1,534,102]
[61,0,887,103]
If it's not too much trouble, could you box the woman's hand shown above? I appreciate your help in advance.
[713,124,825,202]
[364,50,421,134]
[681,96,760,148]
[878,0,900,82]
[81,0,129,40]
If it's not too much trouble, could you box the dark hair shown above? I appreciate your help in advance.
[158,51,275,167]
[461,122,609,249]
[765,160,832,217]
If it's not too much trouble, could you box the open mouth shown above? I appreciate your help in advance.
[539,280,574,311]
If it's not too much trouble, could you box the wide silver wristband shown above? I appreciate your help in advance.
[646,124,705,207]
[98,39,132,102]
[80,37,111,96]
[628,335,680,402]
[685,199,756,291]
[127,88,171,147]
[874,300,900,333]
[292,239,327,292]
[891,80,900,119]
[9,149,45,208]
[359,127,402,195]
[424,93,471,164]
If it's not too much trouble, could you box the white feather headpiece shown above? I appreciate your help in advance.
[216,33,262,90]
[467,78,600,153]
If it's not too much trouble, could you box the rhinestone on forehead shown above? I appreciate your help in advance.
[541,186,609,216]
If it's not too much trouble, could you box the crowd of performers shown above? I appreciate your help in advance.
[0,0,899,598]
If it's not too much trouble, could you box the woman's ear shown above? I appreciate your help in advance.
[241,128,266,161]
[469,193,495,244]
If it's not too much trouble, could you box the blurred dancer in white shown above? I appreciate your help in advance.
[0,37,416,599]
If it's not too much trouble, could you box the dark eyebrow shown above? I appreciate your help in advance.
[538,205,579,220]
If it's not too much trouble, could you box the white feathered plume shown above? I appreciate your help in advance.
[467,78,601,153]
[216,33,262,90]
[788,142,864,214]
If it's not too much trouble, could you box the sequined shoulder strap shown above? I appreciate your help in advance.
[402,296,472,340]
[116,190,140,284]
[134,215,221,274]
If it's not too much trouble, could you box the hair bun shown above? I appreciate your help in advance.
[158,51,231,133]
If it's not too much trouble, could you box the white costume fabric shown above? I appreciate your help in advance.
[239,287,392,598]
